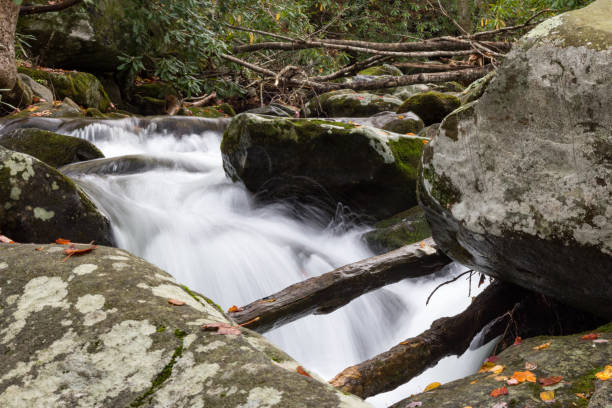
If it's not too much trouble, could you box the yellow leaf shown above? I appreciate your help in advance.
[348,22,352,27]
[237,15,242,23]
[510,371,536,383]
[480,18,484,27]
[533,342,551,350]
[494,376,508,381]
[469,379,478,385]
[595,365,612,380]
[540,391,555,402]
[249,32,254,45]
[478,362,495,373]
[320,3,324,11]
[275,12,280,21]
[424,382,441,391]
[422,139,429,145]
[491,365,505,374]
[397,115,405,119]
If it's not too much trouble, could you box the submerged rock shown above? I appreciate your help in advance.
[418,1,612,318]
[0,146,112,245]
[221,113,427,220]
[60,154,206,176]
[393,325,612,407]
[305,90,403,117]
[0,243,371,408]
[0,128,103,168]
[363,206,431,254]
[396,91,461,125]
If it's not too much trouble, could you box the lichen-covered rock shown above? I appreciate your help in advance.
[0,243,371,408]
[363,206,431,254]
[396,91,461,125]
[393,325,612,407]
[0,128,103,168]
[418,1,612,318]
[18,73,53,103]
[0,146,113,245]
[381,112,425,134]
[357,64,403,77]
[458,71,495,104]
[305,90,403,118]
[17,66,111,112]
[245,103,298,117]
[221,113,428,220]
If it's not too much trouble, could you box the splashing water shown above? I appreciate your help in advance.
[66,118,494,406]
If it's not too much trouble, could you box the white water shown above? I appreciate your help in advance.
[67,118,495,407]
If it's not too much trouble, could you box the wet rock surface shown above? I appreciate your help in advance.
[363,206,431,254]
[0,243,370,408]
[418,1,612,318]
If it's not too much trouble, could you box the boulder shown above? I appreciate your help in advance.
[305,90,403,118]
[418,1,612,318]
[221,113,428,220]
[381,112,425,134]
[18,73,53,103]
[363,206,431,254]
[0,243,370,408]
[393,324,612,407]
[396,91,461,125]
[357,64,403,76]
[132,82,178,115]
[0,128,104,168]
[181,104,236,118]
[17,66,111,112]
[245,103,298,117]
[0,146,113,245]
[0,100,83,121]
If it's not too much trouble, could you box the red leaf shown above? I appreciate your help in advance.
[296,366,311,377]
[168,299,186,306]
[581,333,599,340]
[513,337,522,345]
[56,238,71,245]
[490,386,508,398]
[538,376,562,386]
[61,244,97,262]
[227,305,243,313]
[202,322,241,335]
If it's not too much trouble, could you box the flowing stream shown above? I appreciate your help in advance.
[61,117,495,407]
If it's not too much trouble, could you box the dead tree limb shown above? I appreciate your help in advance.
[329,280,528,399]
[229,238,450,333]
[19,0,83,15]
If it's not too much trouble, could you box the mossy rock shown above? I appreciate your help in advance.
[397,91,461,125]
[180,104,236,118]
[459,71,496,104]
[363,206,431,254]
[2,100,83,121]
[428,81,465,93]
[0,128,104,168]
[382,112,425,134]
[394,328,612,407]
[358,64,403,76]
[17,66,111,112]
[305,91,403,118]
[221,113,427,220]
[246,103,297,117]
[0,146,112,245]
[0,243,370,408]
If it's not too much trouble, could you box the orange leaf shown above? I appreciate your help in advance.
[540,391,555,402]
[202,322,241,335]
[510,371,536,383]
[595,365,612,380]
[533,342,551,350]
[62,244,97,262]
[513,336,522,345]
[227,305,243,313]
[490,386,508,398]
[581,333,599,340]
[478,361,496,373]
[422,139,429,144]
[424,382,441,391]
[538,376,562,386]
[168,299,186,306]
[56,238,71,245]
[296,365,311,377]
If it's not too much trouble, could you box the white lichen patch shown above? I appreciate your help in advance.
[152,351,219,406]
[155,273,178,283]
[2,152,35,181]
[104,255,130,261]
[51,181,59,190]
[525,15,563,40]
[338,392,374,407]
[9,187,20,201]
[112,262,129,270]
[33,207,55,221]
[46,246,65,253]
[72,264,98,276]
[1,276,69,344]
[183,334,197,349]
[0,262,7,270]
[238,387,283,408]
[75,294,106,326]
[195,340,225,353]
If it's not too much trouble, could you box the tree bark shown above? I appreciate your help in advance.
[329,281,528,399]
[229,238,450,333]
[0,0,20,91]
[19,0,83,15]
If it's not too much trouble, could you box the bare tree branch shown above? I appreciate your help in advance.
[19,0,83,15]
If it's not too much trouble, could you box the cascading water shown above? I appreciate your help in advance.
[61,117,495,407]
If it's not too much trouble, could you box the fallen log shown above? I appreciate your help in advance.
[329,280,529,399]
[229,238,450,333]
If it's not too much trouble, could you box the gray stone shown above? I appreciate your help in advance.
[18,74,53,103]
[418,1,612,318]
[0,243,371,408]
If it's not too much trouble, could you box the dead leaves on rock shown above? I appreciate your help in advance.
[296,365,311,378]
[595,365,612,381]
[538,376,563,386]
[202,322,242,335]
[168,299,186,306]
[532,341,551,350]
[490,386,508,398]
[424,382,441,391]
[227,305,243,313]
[62,243,98,262]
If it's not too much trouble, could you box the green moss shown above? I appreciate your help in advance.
[358,65,402,76]
[388,138,425,179]
[382,117,424,134]
[181,285,224,314]
[595,321,612,333]
[156,325,166,333]
[422,164,462,209]
[570,367,603,407]
[397,91,461,126]
[364,206,431,253]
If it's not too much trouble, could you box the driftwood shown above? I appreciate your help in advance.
[229,238,450,333]
[329,280,529,399]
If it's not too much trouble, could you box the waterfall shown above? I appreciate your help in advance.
[60,117,495,406]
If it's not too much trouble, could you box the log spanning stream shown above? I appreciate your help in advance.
[58,116,495,406]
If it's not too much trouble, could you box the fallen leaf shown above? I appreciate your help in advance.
[540,391,555,402]
[35,247,43,251]
[469,379,478,385]
[581,333,600,340]
[479,361,496,373]
[421,139,429,144]
[424,382,440,391]
[397,115,405,119]
[533,342,551,350]
[405,403,422,408]
[478,274,486,287]
[491,365,505,374]
[490,386,508,398]
[510,371,536,383]
[525,361,537,370]
[538,376,562,386]
[168,299,185,306]
[227,305,243,313]
[0,235,15,244]
[575,393,588,399]
[595,365,612,380]
[506,378,519,386]
[202,322,241,335]
[55,238,71,245]
[238,316,260,327]
[593,339,610,343]
[513,336,522,345]
[296,366,311,377]
[494,375,508,381]
[62,243,97,262]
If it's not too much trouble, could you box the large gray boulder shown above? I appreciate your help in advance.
[0,243,370,408]
[304,90,403,118]
[418,1,612,318]
[0,146,113,245]
[221,113,427,220]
